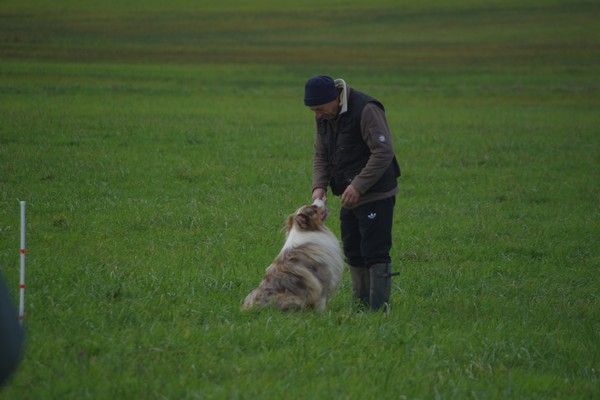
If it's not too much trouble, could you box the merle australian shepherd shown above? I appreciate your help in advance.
[242,204,344,311]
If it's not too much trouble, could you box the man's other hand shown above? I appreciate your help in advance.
[341,185,360,208]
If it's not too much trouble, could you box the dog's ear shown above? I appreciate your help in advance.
[283,213,294,233]
[307,211,322,230]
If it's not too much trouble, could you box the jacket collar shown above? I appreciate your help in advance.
[334,79,349,115]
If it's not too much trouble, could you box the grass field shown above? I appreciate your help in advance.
[0,0,599,398]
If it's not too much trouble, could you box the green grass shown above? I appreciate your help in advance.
[0,0,599,398]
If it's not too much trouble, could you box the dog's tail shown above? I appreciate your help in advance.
[242,263,324,311]
[279,265,323,310]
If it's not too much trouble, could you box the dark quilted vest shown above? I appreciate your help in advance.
[317,89,400,196]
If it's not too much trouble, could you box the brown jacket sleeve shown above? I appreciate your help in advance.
[312,120,330,191]
[350,103,395,194]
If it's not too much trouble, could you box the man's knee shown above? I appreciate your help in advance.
[341,234,363,268]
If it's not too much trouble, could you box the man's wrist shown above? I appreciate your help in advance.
[312,187,326,199]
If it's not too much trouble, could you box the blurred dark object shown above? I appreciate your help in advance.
[0,272,24,386]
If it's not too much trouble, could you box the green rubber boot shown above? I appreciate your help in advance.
[349,265,370,306]
[369,263,398,311]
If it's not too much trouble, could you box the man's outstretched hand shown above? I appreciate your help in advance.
[312,188,326,201]
[312,188,329,220]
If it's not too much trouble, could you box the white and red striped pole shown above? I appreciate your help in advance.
[18,200,26,325]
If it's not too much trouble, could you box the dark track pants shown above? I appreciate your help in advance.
[340,196,395,269]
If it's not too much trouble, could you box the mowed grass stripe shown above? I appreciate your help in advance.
[1,2,598,65]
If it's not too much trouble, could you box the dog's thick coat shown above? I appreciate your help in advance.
[242,205,344,311]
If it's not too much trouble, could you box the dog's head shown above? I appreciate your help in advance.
[285,204,325,232]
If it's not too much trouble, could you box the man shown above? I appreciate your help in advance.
[305,75,400,311]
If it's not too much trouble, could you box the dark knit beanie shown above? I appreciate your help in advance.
[304,75,338,106]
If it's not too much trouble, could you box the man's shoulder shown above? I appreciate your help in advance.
[349,89,384,113]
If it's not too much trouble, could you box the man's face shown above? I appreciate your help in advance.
[309,98,340,121]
